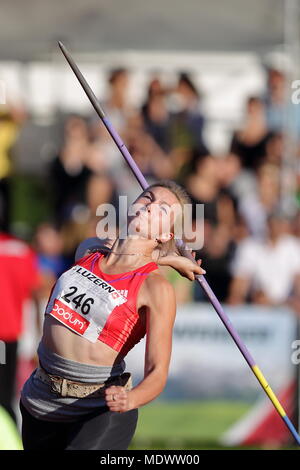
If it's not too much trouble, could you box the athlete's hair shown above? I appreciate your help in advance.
[142,179,191,257]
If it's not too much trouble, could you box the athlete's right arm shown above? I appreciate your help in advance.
[129,274,176,409]
[105,273,177,413]
[74,237,114,262]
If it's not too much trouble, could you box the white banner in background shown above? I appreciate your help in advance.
[125,304,297,400]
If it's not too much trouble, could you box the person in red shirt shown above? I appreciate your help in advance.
[0,231,41,422]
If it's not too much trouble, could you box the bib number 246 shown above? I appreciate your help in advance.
[61,286,94,315]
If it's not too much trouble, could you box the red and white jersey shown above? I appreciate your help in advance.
[45,252,158,357]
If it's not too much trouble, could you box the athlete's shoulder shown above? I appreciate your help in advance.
[140,271,176,316]
[75,237,111,262]
[143,271,176,299]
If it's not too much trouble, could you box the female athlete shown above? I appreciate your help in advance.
[20,180,205,450]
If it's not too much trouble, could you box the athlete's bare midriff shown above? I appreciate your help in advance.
[41,315,124,366]
[41,270,153,367]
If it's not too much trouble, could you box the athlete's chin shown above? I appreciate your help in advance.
[127,230,155,241]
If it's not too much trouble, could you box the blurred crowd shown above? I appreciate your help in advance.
[0,66,300,312]
[1,63,300,443]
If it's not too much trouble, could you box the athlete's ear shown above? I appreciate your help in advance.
[157,232,174,244]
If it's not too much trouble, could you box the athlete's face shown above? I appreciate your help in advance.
[127,187,182,242]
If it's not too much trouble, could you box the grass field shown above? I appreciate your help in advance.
[129,400,298,450]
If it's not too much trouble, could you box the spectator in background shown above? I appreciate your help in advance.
[0,228,41,423]
[145,76,165,98]
[168,72,208,155]
[33,223,69,298]
[88,68,134,196]
[231,97,270,171]
[141,89,170,152]
[54,173,119,263]
[227,212,300,306]
[49,115,92,225]
[123,111,174,182]
[238,163,280,239]
[264,67,300,138]
[104,68,131,133]
[0,109,19,231]
[188,154,241,303]
[194,222,235,303]
[217,152,257,208]
[264,68,286,133]
[186,155,235,228]
[264,132,284,167]
[88,108,127,183]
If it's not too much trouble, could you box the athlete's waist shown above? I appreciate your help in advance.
[35,365,132,398]
[37,341,126,383]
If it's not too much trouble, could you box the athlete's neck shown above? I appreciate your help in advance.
[102,237,157,270]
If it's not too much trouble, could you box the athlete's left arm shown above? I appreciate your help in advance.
[157,251,206,280]
[105,274,176,413]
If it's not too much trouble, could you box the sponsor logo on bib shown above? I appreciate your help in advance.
[50,298,90,335]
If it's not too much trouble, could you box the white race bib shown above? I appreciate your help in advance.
[46,265,127,342]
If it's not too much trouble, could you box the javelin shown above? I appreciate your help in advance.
[58,41,300,446]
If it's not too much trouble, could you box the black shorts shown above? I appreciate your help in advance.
[20,400,138,450]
